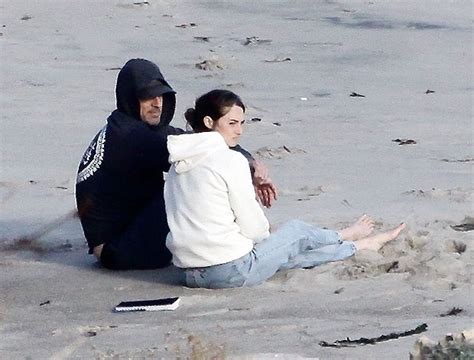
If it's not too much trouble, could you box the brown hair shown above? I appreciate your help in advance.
[185,89,245,132]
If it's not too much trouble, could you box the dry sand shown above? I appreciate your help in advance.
[1,0,472,358]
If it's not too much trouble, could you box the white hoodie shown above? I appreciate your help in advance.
[164,132,270,268]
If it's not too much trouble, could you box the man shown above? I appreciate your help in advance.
[76,58,276,270]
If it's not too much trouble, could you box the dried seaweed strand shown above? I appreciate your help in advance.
[319,323,428,348]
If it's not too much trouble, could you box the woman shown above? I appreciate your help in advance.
[164,90,405,288]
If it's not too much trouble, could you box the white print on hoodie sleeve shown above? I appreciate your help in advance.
[225,154,270,242]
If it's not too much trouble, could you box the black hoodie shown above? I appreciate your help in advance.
[75,59,183,253]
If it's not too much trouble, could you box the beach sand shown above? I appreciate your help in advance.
[1,0,472,358]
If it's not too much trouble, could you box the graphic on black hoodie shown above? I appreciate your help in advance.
[77,126,106,184]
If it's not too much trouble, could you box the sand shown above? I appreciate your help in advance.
[1,0,472,358]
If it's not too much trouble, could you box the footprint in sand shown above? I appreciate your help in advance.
[255,146,306,159]
[278,185,327,201]
[335,260,393,280]
[224,82,245,89]
[402,187,473,203]
[78,324,118,336]
[195,57,225,71]
[405,231,430,251]
[242,36,272,46]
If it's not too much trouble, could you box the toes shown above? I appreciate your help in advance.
[391,223,406,238]
[360,214,373,222]
[358,214,373,224]
[397,223,407,232]
[364,218,375,229]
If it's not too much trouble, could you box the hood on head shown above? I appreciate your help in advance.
[168,132,227,173]
[115,58,176,126]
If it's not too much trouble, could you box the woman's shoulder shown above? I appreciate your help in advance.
[208,147,249,176]
[212,145,247,162]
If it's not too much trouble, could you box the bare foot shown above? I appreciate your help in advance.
[339,214,375,241]
[355,223,406,251]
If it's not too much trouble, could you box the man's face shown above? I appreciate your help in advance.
[139,96,163,126]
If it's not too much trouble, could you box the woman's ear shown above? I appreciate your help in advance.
[203,116,214,130]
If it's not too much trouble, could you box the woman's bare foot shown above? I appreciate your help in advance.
[355,223,406,251]
[339,214,375,241]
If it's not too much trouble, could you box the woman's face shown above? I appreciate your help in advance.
[212,105,245,147]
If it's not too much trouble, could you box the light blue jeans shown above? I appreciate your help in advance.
[183,219,356,289]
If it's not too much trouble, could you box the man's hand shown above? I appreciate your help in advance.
[255,180,278,208]
[251,159,269,184]
[251,160,278,208]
